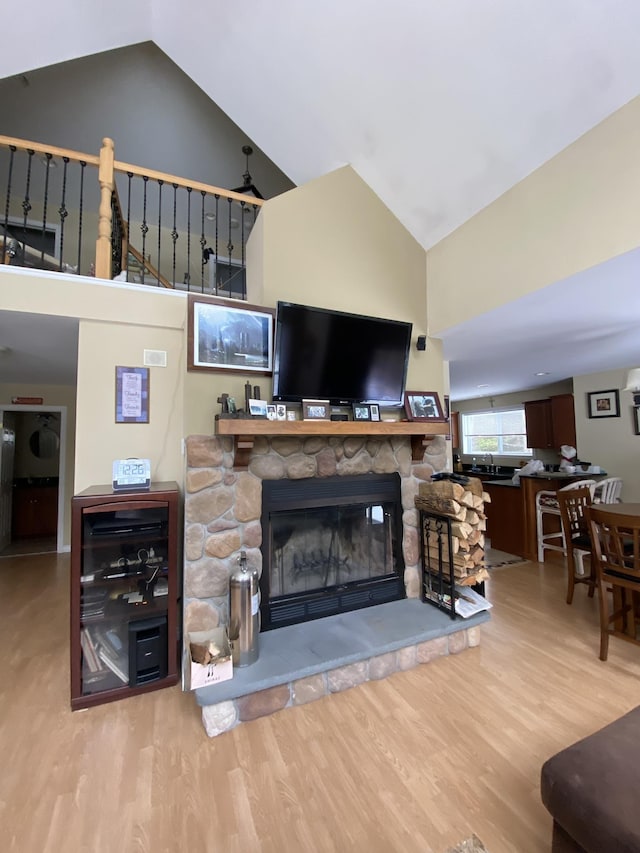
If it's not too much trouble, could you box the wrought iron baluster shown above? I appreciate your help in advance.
[77,161,86,275]
[40,151,52,266]
[140,175,149,285]
[21,149,34,260]
[185,186,192,288]
[199,190,206,292]
[170,183,178,287]
[58,157,69,271]
[240,200,246,300]
[156,179,163,286]
[125,172,133,282]
[226,197,233,295]
[2,145,16,261]
[213,194,219,294]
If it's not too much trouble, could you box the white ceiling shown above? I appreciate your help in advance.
[2,1,640,398]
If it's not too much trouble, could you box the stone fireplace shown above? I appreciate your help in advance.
[183,430,490,738]
[183,432,448,635]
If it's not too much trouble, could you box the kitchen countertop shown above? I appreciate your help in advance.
[484,478,519,487]
[519,471,606,480]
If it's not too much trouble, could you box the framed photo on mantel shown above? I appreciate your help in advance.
[404,391,446,423]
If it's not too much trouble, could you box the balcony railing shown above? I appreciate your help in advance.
[0,135,264,300]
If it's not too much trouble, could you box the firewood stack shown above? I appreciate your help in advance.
[415,477,491,586]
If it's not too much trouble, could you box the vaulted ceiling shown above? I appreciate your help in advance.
[3,1,640,398]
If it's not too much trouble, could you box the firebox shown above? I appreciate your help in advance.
[260,473,405,630]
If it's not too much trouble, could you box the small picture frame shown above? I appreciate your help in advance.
[276,404,287,421]
[115,366,149,424]
[369,403,380,422]
[404,391,446,422]
[302,399,330,420]
[266,404,277,421]
[587,389,620,419]
[353,403,372,421]
[248,398,268,418]
[633,406,640,435]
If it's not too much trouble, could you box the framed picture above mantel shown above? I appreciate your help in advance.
[187,294,274,375]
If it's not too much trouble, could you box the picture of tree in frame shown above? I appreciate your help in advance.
[187,294,274,375]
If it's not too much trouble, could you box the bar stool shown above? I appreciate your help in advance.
[536,479,596,563]
[592,477,623,504]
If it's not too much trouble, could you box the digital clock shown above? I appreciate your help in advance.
[112,458,151,491]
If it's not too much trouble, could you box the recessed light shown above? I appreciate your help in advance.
[535,371,550,376]
[205,212,216,221]
[40,155,57,168]
[477,383,489,388]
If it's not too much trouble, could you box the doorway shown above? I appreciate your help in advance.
[0,405,67,557]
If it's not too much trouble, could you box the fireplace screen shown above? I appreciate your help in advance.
[271,503,395,598]
[261,474,405,629]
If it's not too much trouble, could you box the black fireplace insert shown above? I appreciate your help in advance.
[260,473,405,630]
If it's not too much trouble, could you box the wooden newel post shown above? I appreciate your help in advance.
[95,137,115,280]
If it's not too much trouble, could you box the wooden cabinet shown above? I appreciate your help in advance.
[451,411,460,449]
[550,394,577,447]
[70,482,180,710]
[524,394,576,449]
[12,483,58,538]
[483,482,524,556]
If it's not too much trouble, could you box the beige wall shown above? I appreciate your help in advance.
[573,368,638,501]
[427,96,640,334]
[254,165,444,398]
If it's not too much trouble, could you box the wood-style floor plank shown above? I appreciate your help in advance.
[2,553,640,852]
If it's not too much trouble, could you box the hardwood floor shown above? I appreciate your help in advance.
[2,553,639,853]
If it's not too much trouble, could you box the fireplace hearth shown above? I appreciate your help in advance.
[260,473,405,629]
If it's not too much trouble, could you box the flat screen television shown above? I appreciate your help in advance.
[272,301,412,406]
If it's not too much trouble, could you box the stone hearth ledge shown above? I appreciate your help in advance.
[196,598,489,737]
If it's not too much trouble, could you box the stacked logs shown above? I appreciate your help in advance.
[415,477,490,586]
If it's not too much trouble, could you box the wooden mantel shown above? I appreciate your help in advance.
[215,418,450,468]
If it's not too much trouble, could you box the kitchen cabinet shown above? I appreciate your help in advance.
[483,481,524,556]
[12,481,58,538]
[524,394,576,449]
[451,411,460,449]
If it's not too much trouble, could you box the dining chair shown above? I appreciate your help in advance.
[557,486,595,605]
[586,505,640,661]
[592,477,623,504]
[535,479,596,563]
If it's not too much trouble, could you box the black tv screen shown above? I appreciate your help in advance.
[272,301,412,406]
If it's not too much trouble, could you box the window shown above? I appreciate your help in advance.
[461,408,532,457]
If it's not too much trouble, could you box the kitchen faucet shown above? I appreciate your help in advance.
[487,454,494,474]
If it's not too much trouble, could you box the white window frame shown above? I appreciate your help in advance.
[461,407,532,457]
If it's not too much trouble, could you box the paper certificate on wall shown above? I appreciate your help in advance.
[115,366,150,424]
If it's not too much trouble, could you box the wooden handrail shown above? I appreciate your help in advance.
[127,244,173,289]
[113,159,264,207]
[0,134,100,167]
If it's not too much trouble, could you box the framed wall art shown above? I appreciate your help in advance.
[115,366,149,424]
[633,406,640,435]
[404,391,446,422]
[187,293,274,375]
[587,389,620,419]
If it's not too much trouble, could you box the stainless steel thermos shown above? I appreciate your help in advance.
[228,550,260,666]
